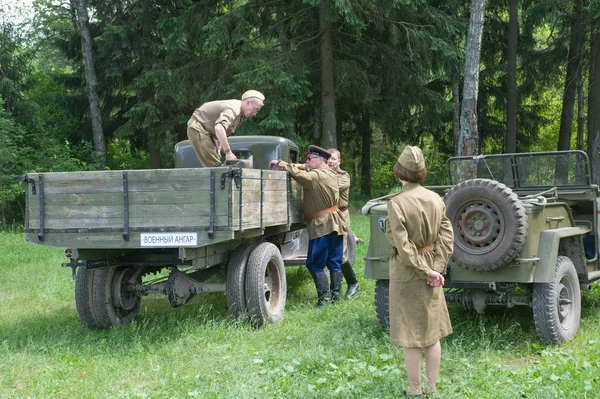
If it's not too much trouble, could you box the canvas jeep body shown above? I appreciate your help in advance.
[362,150,600,344]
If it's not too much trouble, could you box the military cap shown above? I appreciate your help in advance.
[398,145,425,172]
[241,90,265,102]
[307,145,331,160]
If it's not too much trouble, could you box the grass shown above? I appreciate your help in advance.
[1,213,599,398]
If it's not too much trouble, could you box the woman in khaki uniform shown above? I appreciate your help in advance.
[385,146,454,397]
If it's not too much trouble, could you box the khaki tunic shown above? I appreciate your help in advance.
[286,164,346,240]
[385,183,454,347]
[335,169,351,261]
[187,100,244,167]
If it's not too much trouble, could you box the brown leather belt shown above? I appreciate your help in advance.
[390,244,434,255]
[339,206,348,212]
[306,205,339,221]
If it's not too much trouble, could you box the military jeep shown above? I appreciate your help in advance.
[362,150,600,344]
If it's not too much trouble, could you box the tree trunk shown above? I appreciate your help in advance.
[577,59,584,151]
[458,0,487,158]
[557,0,585,151]
[588,30,600,184]
[319,0,337,149]
[452,82,460,155]
[359,111,371,196]
[506,0,518,154]
[148,134,162,169]
[72,0,106,166]
[312,103,322,144]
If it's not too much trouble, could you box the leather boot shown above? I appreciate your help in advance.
[312,271,330,307]
[341,261,360,299]
[330,270,343,303]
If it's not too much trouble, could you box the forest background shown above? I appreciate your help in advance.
[2,0,600,224]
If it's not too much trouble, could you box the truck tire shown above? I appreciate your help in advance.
[244,242,286,326]
[92,266,142,328]
[75,267,100,329]
[347,229,357,266]
[375,279,390,330]
[532,256,581,344]
[443,178,527,271]
[226,244,256,319]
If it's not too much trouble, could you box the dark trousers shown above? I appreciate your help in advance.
[306,232,343,273]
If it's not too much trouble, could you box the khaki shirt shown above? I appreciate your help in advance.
[187,99,243,139]
[385,183,454,282]
[335,168,350,227]
[286,164,346,240]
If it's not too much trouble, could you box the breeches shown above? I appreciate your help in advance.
[187,126,220,167]
[306,232,343,273]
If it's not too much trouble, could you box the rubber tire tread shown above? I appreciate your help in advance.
[532,256,581,344]
[375,279,390,330]
[244,242,286,326]
[75,267,100,329]
[226,244,256,319]
[443,178,528,271]
[92,266,141,329]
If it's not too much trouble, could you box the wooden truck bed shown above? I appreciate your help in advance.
[24,167,304,249]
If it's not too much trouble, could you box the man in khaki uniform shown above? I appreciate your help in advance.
[273,145,347,306]
[385,146,454,397]
[187,90,265,167]
[327,148,360,299]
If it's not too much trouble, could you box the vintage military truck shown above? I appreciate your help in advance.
[18,135,355,329]
[363,150,600,344]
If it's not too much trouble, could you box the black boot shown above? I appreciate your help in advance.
[311,271,331,307]
[330,270,343,303]
[341,261,360,299]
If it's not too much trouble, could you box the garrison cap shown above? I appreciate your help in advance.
[307,145,331,160]
[241,90,265,102]
[398,145,425,172]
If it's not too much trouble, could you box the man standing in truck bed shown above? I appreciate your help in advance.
[187,90,265,167]
[273,146,347,306]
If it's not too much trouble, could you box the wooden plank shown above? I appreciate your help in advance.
[240,169,288,180]
[28,215,230,230]
[25,230,234,250]
[33,190,229,207]
[31,168,225,183]
[28,202,230,219]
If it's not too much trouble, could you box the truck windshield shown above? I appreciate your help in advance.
[447,151,591,189]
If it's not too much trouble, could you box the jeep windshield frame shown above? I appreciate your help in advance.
[446,150,592,190]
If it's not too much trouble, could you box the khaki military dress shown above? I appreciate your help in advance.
[187,99,244,167]
[385,183,454,348]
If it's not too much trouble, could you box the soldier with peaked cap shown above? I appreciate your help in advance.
[385,145,454,397]
[327,148,360,299]
[273,145,347,306]
[187,90,265,167]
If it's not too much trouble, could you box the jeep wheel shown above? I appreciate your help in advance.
[92,266,142,328]
[244,243,286,326]
[532,256,581,344]
[226,244,256,319]
[443,178,527,271]
[375,279,390,330]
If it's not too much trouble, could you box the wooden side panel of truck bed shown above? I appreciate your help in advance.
[25,167,304,249]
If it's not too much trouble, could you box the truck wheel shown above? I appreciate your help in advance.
[226,244,256,319]
[532,256,581,344]
[75,267,100,329]
[92,266,142,328]
[443,178,527,271]
[347,229,357,266]
[375,279,390,330]
[244,242,286,326]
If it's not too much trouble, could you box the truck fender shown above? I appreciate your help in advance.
[535,227,589,282]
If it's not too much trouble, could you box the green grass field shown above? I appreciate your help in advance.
[1,214,599,398]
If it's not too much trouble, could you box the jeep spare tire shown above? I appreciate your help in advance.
[443,178,527,271]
